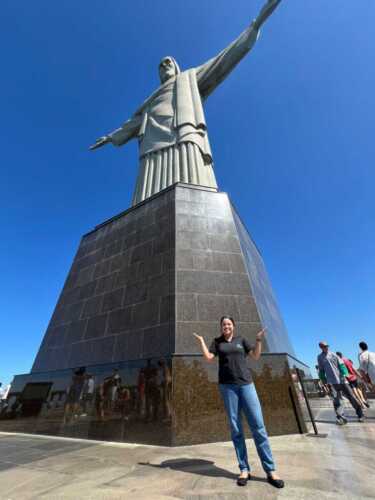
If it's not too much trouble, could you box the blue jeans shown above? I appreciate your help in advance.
[219,383,275,473]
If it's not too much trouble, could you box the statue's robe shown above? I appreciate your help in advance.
[109,22,260,205]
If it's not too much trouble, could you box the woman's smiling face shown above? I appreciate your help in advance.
[221,318,234,339]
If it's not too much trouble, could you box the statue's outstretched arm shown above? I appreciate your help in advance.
[196,0,282,99]
[89,113,142,151]
[254,0,282,30]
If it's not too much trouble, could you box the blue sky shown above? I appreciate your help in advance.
[1,0,374,385]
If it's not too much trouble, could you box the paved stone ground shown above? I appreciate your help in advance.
[0,404,374,499]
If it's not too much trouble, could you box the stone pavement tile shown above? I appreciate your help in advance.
[72,443,158,466]
[2,416,375,500]
[273,488,373,500]
[29,454,133,479]
[37,472,187,500]
[0,466,69,500]
[29,439,94,454]
[0,447,50,466]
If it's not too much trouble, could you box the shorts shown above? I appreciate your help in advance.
[349,379,358,389]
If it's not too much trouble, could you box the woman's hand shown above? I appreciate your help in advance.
[193,332,204,343]
[255,327,266,342]
[250,328,266,360]
[193,333,215,362]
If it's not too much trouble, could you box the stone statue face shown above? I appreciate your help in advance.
[159,57,177,83]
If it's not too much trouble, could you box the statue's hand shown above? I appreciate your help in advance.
[254,0,282,29]
[266,0,282,7]
[89,136,111,151]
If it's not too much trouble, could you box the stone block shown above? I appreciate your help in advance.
[107,307,132,335]
[65,320,87,345]
[84,313,108,340]
[81,296,103,319]
[176,294,197,322]
[176,270,216,294]
[104,239,122,259]
[175,321,219,354]
[124,281,148,305]
[102,288,124,313]
[196,294,239,322]
[95,274,117,295]
[143,324,173,358]
[132,299,160,330]
[214,272,251,296]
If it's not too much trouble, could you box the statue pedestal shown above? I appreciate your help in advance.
[1,184,310,445]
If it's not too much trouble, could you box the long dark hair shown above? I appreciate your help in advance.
[220,316,235,327]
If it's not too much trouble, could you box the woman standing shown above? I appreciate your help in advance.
[193,317,284,488]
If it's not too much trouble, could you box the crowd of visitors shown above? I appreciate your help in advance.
[317,341,374,425]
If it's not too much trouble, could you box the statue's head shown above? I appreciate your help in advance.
[159,56,180,83]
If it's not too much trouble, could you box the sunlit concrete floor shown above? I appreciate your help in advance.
[0,403,374,499]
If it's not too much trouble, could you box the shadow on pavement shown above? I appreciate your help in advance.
[139,458,268,483]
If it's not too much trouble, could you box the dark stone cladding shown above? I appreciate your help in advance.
[32,187,176,373]
[172,353,309,445]
[174,186,265,355]
[1,353,310,446]
[32,182,295,373]
[3,183,307,447]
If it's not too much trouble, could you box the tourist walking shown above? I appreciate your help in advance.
[193,317,284,488]
[358,342,375,388]
[317,342,364,424]
[81,374,95,416]
[63,367,86,423]
[336,352,370,409]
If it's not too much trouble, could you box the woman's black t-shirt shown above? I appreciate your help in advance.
[209,335,254,385]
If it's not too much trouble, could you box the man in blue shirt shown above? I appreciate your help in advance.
[317,341,364,424]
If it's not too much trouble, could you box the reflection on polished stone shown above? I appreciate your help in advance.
[0,353,310,446]
[172,354,308,446]
[1,358,173,446]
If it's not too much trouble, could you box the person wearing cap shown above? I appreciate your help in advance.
[317,342,364,424]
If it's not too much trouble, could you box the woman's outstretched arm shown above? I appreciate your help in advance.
[193,333,215,362]
[249,328,266,361]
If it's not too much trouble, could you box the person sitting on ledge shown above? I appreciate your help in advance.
[193,317,284,488]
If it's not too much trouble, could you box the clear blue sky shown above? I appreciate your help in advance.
[1,1,374,386]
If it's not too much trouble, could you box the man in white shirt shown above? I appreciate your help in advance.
[359,342,375,387]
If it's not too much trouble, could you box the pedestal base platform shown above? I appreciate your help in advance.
[0,353,310,445]
[1,183,310,445]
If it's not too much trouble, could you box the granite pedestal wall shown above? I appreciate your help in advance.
[32,188,175,372]
[1,184,310,445]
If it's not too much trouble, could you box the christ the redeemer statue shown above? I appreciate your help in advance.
[90,0,282,206]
